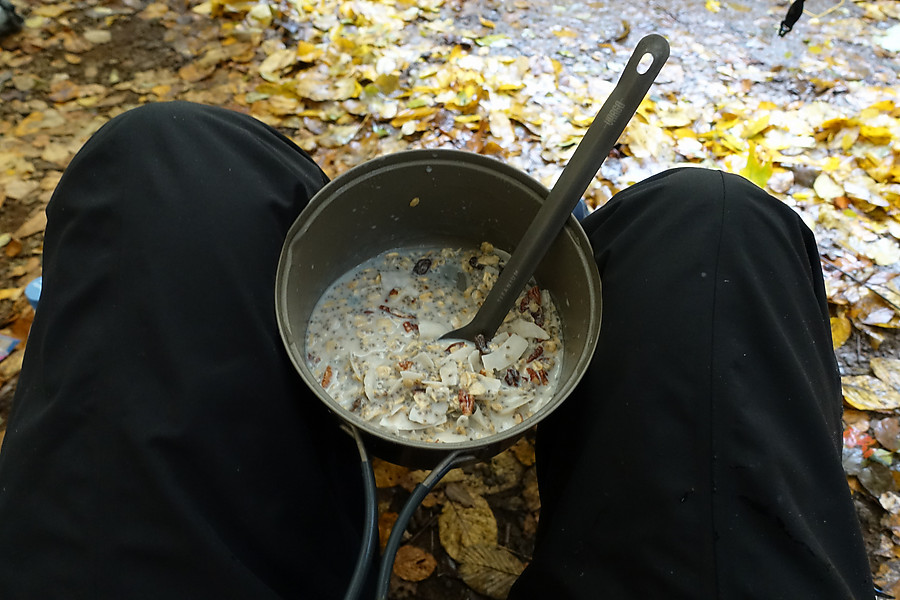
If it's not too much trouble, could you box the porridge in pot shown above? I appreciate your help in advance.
[305,242,563,443]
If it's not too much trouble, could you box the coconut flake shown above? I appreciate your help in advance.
[508,319,550,340]
[418,320,451,339]
[482,334,529,372]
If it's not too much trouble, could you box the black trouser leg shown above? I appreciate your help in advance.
[0,102,361,599]
[511,168,873,599]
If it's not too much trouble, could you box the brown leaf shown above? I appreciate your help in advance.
[60,31,94,54]
[48,80,81,103]
[392,545,437,582]
[438,494,498,561]
[444,481,477,507]
[14,210,47,239]
[139,2,170,20]
[510,438,535,466]
[457,544,525,600]
[378,511,398,552]
[874,418,900,452]
[178,61,217,83]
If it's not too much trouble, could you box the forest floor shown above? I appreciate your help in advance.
[2,0,900,597]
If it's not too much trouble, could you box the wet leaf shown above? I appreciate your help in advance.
[393,545,437,582]
[438,493,498,561]
[457,544,525,600]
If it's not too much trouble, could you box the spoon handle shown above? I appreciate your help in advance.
[443,34,670,342]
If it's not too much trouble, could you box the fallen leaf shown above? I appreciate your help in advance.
[510,437,535,466]
[874,417,900,452]
[872,358,900,392]
[843,375,900,412]
[378,511,398,552]
[438,494,498,561]
[392,545,437,582]
[4,180,39,202]
[740,141,773,188]
[457,544,525,600]
[814,173,845,200]
[373,458,409,488]
[831,314,852,349]
[83,30,112,45]
[14,210,47,239]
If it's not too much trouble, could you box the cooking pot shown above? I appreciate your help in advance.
[275,148,601,468]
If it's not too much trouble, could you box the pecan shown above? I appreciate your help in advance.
[445,341,466,353]
[403,321,419,333]
[321,365,333,388]
[504,368,520,386]
[526,346,544,363]
[379,305,416,319]
[398,360,414,370]
[458,388,474,415]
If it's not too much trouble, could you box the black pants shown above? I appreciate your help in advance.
[0,102,873,599]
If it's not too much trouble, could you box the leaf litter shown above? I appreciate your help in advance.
[2,0,900,596]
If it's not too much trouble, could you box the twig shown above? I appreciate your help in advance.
[821,257,900,314]
[804,0,845,19]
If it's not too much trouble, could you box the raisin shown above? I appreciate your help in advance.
[413,258,432,275]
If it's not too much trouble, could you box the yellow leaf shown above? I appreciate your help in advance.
[0,288,23,301]
[296,41,322,62]
[872,358,900,392]
[831,315,852,349]
[552,27,578,38]
[479,16,495,28]
[740,141,773,188]
[741,114,770,139]
[822,156,842,172]
[842,375,900,412]
[860,125,892,145]
[706,0,721,12]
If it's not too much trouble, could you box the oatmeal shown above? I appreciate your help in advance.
[305,242,563,443]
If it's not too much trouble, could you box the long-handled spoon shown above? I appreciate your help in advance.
[441,33,670,343]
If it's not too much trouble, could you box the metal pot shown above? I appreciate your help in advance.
[275,148,601,468]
